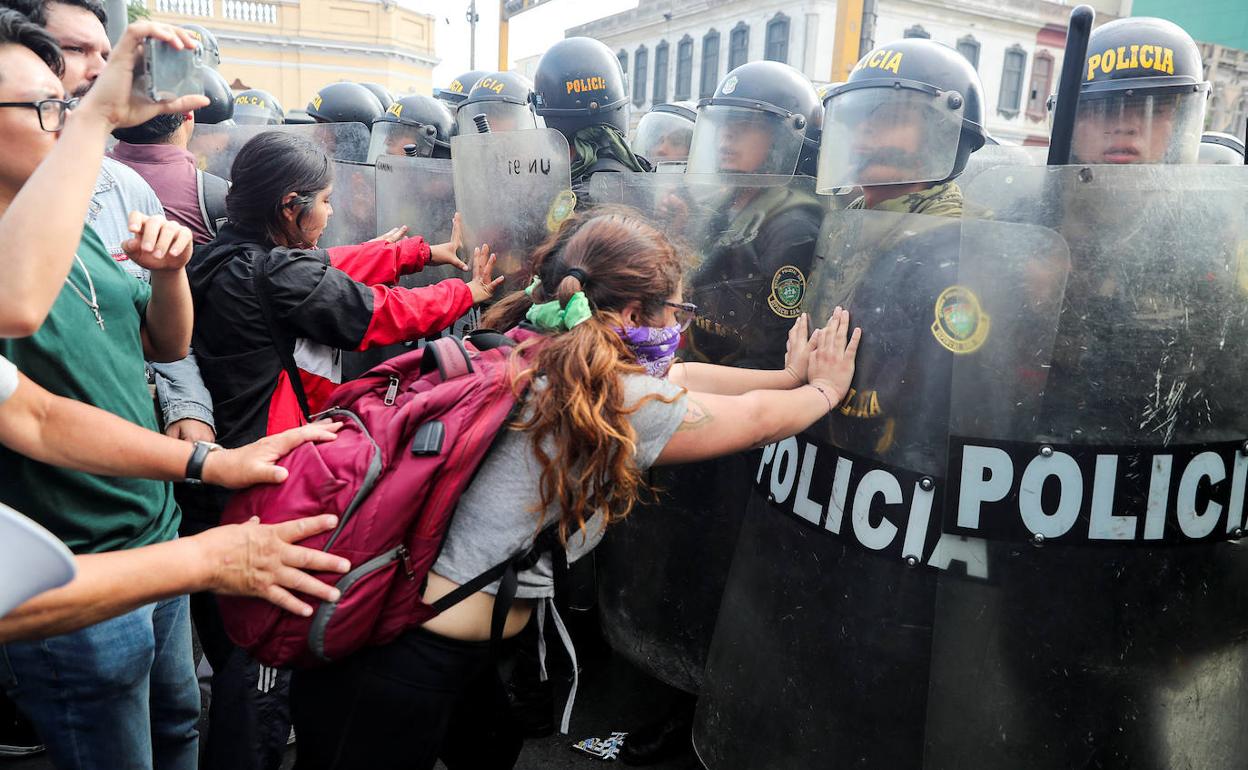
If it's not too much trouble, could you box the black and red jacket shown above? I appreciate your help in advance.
[188,225,473,448]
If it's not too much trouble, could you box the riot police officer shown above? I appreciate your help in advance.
[367,94,455,162]
[283,108,317,125]
[454,70,540,134]
[631,101,696,165]
[195,67,234,125]
[1199,131,1245,165]
[357,81,394,110]
[434,68,489,112]
[232,88,284,125]
[532,36,650,185]
[306,81,385,126]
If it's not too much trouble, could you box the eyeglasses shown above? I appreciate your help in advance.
[0,98,79,132]
[664,301,698,332]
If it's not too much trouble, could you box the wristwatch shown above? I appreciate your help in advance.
[184,440,222,485]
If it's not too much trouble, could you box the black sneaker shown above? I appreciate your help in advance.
[0,698,44,757]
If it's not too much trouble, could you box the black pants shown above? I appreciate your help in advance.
[290,628,523,770]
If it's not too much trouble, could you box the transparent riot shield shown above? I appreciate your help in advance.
[925,164,1248,769]
[450,128,574,292]
[341,156,462,379]
[690,197,1066,769]
[317,161,376,249]
[188,122,371,181]
[588,173,824,693]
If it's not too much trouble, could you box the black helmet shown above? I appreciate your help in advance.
[180,23,220,68]
[283,108,317,125]
[632,101,696,163]
[1199,131,1245,165]
[687,61,823,176]
[194,68,234,125]
[532,36,630,136]
[435,69,489,110]
[1069,18,1209,165]
[357,82,394,110]
[818,38,986,191]
[368,94,455,161]
[232,89,284,125]
[307,82,385,126]
[455,71,539,134]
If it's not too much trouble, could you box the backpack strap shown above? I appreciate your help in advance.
[464,328,516,351]
[196,170,229,238]
[419,336,474,380]
[253,254,312,420]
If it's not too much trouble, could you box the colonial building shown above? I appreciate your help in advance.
[567,0,1130,145]
[145,0,439,112]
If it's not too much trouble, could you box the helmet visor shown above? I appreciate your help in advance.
[455,102,538,135]
[1199,141,1244,166]
[686,104,806,175]
[632,111,694,163]
[233,104,282,126]
[367,122,440,163]
[1071,91,1207,165]
[817,86,966,191]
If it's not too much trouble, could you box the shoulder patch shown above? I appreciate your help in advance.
[931,285,990,354]
[767,265,806,319]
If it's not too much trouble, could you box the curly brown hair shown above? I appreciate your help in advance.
[481,207,685,542]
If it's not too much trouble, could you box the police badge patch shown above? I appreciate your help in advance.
[931,285,990,354]
[767,265,806,318]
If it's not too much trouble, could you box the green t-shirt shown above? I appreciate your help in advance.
[0,226,178,554]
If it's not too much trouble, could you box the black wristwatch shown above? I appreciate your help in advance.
[184,440,222,485]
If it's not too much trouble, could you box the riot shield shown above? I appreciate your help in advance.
[450,128,574,292]
[689,196,1065,768]
[341,156,463,379]
[188,122,371,181]
[589,173,824,693]
[317,161,376,249]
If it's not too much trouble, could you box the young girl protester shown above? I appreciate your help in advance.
[288,207,862,770]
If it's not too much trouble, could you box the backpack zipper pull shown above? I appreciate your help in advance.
[383,375,400,406]
[397,544,415,579]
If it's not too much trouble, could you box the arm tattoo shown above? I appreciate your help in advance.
[677,395,714,432]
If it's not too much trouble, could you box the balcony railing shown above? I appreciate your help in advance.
[156,0,213,17]
[223,0,279,23]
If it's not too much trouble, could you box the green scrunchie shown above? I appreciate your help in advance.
[524,276,593,332]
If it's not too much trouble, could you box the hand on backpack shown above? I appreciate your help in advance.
[201,420,342,489]
[191,514,352,617]
[429,212,469,270]
[466,244,505,304]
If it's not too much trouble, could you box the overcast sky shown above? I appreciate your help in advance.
[404,0,640,86]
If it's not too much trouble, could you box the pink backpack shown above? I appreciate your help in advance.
[216,328,551,668]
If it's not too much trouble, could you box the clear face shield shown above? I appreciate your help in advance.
[632,111,694,162]
[454,101,538,135]
[686,105,806,175]
[817,84,966,192]
[366,122,440,163]
[1071,90,1207,165]
[233,104,281,125]
[1199,141,1245,166]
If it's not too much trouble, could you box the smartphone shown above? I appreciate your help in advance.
[133,39,205,102]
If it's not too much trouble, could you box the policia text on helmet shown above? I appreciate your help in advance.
[686,60,822,177]
[1065,18,1210,165]
[818,38,987,208]
[454,71,539,135]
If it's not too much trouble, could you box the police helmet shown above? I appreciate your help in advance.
[1069,18,1209,165]
[455,71,539,135]
[632,101,696,163]
[358,82,394,110]
[1198,131,1245,165]
[283,108,317,125]
[687,61,823,176]
[194,68,234,125]
[306,82,385,126]
[368,94,455,162]
[435,69,489,110]
[232,89,284,125]
[818,39,986,191]
[532,36,630,137]
[180,23,220,68]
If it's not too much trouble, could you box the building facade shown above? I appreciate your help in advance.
[568,0,1130,145]
[146,0,439,112]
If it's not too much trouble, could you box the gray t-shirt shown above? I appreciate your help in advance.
[433,373,687,599]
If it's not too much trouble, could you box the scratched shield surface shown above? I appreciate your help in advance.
[188,122,371,181]
[450,128,574,293]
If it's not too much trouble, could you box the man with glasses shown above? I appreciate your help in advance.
[0,10,210,769]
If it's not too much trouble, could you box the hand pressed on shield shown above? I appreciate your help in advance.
[429,212,469,270]
[784,312,817,384]
[806,307,861,407]
[122,212,194,272]
[192,513,352,617]
[368,225,409,244]
[466,244,505,304]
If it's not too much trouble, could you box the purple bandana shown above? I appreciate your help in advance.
[615,324,682,378]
